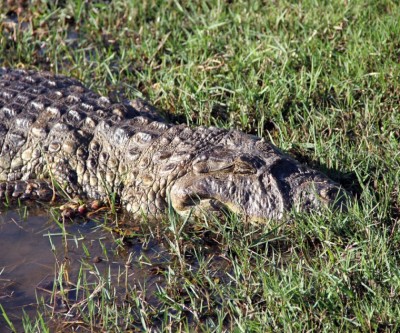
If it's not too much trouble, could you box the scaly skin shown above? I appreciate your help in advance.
[0,68,347,221]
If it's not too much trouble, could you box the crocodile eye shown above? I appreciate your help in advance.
[193,160,234,174]
[233,155,260,174]
[233,160,256,174]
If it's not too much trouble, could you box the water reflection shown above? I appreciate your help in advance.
[0,207,168,331]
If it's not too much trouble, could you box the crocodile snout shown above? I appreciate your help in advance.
[292,179,349,213]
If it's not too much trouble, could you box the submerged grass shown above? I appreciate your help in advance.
[1,0,400,331]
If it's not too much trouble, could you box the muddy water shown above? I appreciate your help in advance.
[0,207,168,331]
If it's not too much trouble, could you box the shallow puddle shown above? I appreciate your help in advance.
[0,206,170,331]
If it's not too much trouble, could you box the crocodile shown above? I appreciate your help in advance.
[0,68,348,221]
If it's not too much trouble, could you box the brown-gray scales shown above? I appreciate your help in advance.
[0,68,348,221]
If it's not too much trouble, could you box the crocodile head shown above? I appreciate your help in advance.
[170,133,348,222]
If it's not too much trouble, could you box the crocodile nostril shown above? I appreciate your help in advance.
[320,187,336,200]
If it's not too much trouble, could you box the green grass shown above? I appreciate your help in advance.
[1,0,400,331]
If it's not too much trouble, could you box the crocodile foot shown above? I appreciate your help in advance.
[0,180,54,204]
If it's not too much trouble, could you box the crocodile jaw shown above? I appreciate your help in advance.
[170,174,347,221]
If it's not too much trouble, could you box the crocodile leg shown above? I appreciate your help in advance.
[0,180,55,203]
